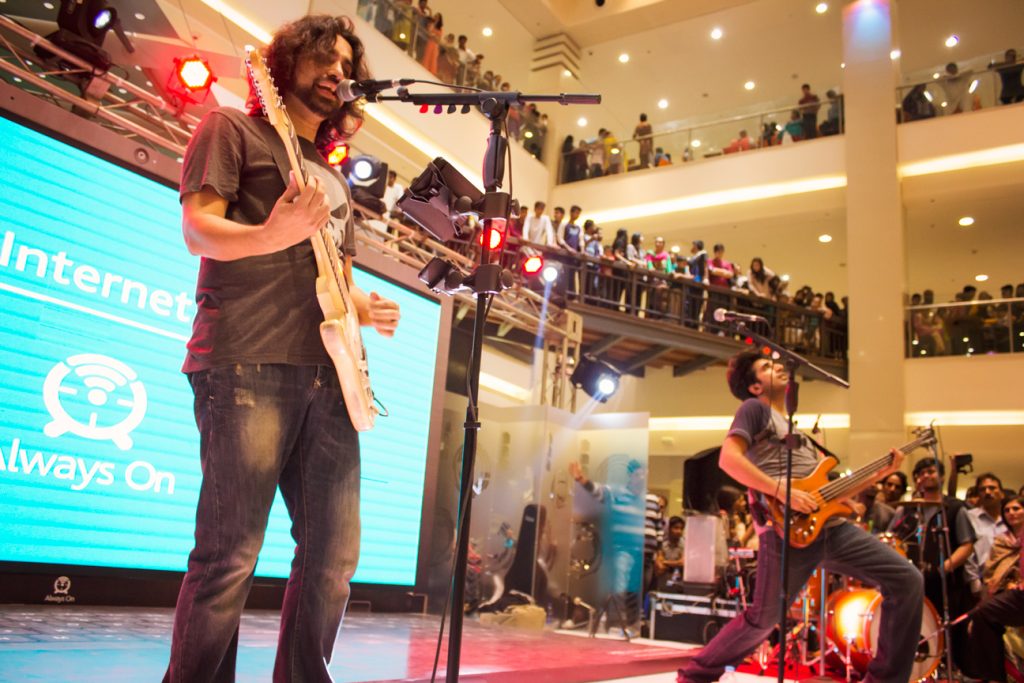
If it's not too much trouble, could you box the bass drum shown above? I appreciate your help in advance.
[825,588,942,682]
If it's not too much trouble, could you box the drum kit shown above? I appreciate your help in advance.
[767,500,954,683]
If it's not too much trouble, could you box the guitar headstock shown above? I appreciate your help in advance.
[911,425,937,450]
[244,45,292,137]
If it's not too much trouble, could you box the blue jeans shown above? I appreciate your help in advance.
[682,522,923,683]
[164,364,361,683]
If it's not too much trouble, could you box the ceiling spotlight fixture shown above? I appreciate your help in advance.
[968,78,979,93]
[482,27,493,37]
[570,354,621,403]
[975,274,989,282]
[944,34,959,48]
[818,234,833,243]
[657,98,668,109]
[691,139,702,148]
[577,117,588,127]
[958,216,974,226]
[744,80,755,91]
[710,27,723,40]
[890,48,901,60]
[815,2,828,14]
[618,53,630,63]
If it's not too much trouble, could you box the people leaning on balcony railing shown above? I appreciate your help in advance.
[747,257,776,299]
[989,48,1024,104]
[798,83,821,140]
[820,90,844,136]
[634,113,654,168]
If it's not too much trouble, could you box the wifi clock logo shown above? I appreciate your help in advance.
[41,354,148,451]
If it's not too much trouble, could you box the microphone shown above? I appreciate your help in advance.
[811,414,821,435]
[336,78,415,102]
[713,308,768,324]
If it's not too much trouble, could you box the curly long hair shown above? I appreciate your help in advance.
[247,15,370,154]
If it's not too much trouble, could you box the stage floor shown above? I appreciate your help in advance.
[0,606,696,682]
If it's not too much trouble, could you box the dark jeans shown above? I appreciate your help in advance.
[965,588,1024,681]
[164,364,361,683]
[681,523,923,683]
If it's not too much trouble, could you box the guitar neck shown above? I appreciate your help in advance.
[816,433,933,502]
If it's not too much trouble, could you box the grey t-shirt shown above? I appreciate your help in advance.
[179,107,356,372]
[727,398,820,481]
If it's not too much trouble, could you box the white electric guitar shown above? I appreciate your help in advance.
[245,46,377,431]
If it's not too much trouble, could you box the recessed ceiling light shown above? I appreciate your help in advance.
[12,76,22,83]
[710,27,723,40]
[43,1,54,8]
[781,274,791,282]
[618,53,630,63]
[176,157,184,163]
[818,234,833,243]
[940,101,948,107]
[482,27,493,37]
[134,12,145,20]
[958,216,974,226]
[146,80,153,87]
[524,130,534,139]
[670,245,680,254]
[117,88,127,95]
[890,49,901,60]
[692,139,702,148]
[657,98,668,109]
[577,117,588,127]
[563,69,572,77]
[840,62,846,69]
[134,64,142,71]
[815,2,828,14]
[975,274,989,282]
[969,79,979,93]
[944,34,959,48]
[744,80,755,90]
[932,72,941,79]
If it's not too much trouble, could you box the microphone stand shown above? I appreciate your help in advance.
[731,322,848,683]
[377,87,599,683]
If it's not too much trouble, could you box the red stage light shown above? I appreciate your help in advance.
[478,225,505,251]
[175,56,214,92]
[522,255,544,275]
[326,142,349,167]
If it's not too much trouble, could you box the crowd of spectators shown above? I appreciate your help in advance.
[500,200,848,357]
[908,283,1024,356]
[901,51,1022,122]
[561,85,844,183]
[356,0,548,159]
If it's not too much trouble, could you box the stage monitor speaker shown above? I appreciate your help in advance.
[683,514,727,584]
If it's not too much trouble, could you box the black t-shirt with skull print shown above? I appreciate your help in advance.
[178,106,356,372]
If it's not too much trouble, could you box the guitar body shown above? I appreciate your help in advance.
[246,46,378,432]
[766,456,855,548]
[763,429,935,548]
[314,257,376,432]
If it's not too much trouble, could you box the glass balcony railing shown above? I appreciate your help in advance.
[905,298,1024,358]
[896,54,1024,123]
[557,99,845,184]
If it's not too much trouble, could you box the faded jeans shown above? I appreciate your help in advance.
[164,364,361,683]
[682,522,923,683]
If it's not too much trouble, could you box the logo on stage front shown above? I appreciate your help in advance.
[53,576,70,595]
[44,575,75,604]
[42,354,147,450]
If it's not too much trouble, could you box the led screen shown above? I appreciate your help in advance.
[0,113,440,586]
